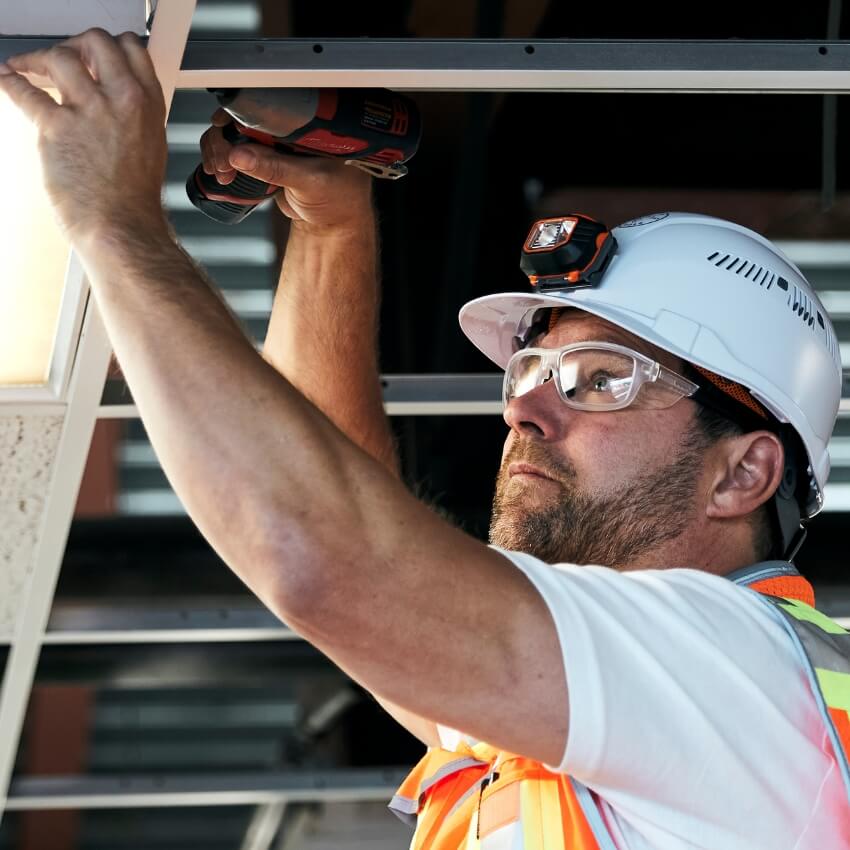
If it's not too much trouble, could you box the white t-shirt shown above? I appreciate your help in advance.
[437,549,849,850]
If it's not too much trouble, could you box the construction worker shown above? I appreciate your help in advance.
[3,29,850,849]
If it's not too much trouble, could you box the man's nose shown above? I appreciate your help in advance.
[502,375,571,441]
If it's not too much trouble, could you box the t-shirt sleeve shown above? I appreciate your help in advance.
[494,547,844,847]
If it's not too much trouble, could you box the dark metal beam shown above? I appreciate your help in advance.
[3,38,850,92]
[34,642,342,686]
[821,0,843,210]
[178,38,850,82]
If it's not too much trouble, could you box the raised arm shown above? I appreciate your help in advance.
[200,109,398,473]
[199,112,436,744]
[0,32,567,765]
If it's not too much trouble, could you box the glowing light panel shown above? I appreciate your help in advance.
[0,89,68,387]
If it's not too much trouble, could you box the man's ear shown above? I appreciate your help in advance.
[706,431,784,520]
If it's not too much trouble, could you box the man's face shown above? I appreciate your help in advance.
[489,309,710,568]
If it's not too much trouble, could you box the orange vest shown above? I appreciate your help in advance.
[391,740,610,849]
[390,563,850,849]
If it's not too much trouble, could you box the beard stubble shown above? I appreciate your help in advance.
[488,424,709,568]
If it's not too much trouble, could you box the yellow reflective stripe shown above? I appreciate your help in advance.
[520,779,545,849]
[816,668,850,713]
[514,778,567,850]
[540,779,567,850]
[777,599,848,635]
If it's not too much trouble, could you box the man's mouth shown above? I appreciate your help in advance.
[507,462,558,483]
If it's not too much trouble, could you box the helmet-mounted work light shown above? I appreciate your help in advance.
[520,215,618,291]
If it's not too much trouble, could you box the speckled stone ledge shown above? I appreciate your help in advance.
[0,415,64,636]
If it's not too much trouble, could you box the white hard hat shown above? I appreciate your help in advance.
[459,212,842,519]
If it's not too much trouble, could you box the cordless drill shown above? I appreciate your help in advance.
[186,88,422,224]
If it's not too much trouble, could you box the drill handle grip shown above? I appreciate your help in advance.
[191,167,274,203]
[185,121,278,224]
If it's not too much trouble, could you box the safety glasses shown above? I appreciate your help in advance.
[503,341,700,411]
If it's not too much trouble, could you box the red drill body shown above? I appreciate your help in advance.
[187,87,421,224]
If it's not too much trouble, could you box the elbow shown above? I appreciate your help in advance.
[263,530,345,633]
[266,529,380,653]
[254,465,391,635]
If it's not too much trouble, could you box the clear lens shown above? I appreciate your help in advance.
[504,352,545,402]
[559,348,636,407]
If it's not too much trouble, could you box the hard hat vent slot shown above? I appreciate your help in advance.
[825,322,839,361]
[706,251,773,288]
[705,252,836,351]
[790,285,815,327]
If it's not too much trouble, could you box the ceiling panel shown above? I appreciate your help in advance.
[0,416,64,638]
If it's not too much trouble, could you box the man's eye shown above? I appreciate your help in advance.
[590,372,613,392]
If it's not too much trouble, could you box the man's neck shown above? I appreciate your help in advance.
[618,521,758,577]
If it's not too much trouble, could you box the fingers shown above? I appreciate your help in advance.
[200,124,237,183]
[7,45,98,107]
[226,143,328,191]
[0,65,61,129]
[202,111,237,178]
[63,28,134,93]
[3,28,162,115]
[116,32,163,101]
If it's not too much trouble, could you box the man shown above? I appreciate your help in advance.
[2,30,850,848]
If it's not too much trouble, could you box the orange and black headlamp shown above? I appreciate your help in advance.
[520,215,618,291]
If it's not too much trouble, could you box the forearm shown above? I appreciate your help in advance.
[79,220,391,608]
[264,212,399,475]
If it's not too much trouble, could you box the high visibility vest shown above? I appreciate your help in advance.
[390,562,850,849]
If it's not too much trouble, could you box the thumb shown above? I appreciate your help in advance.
[228,143,320,190]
